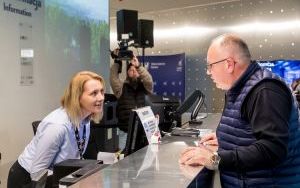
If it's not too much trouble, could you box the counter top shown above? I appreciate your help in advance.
[67,113,221,188]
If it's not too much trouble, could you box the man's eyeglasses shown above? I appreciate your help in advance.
[206,58,228,72]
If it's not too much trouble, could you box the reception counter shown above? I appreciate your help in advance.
[65,113,221,188]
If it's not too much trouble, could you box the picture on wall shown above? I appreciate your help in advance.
[138,53,185,102]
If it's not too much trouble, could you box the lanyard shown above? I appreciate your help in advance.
[74,125,86,159]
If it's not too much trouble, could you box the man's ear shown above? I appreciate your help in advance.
[226,58,235,73]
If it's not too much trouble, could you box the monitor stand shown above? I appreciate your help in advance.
[188,119,203,126]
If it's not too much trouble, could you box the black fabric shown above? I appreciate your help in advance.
[7,161,32,188]
[7,161,53,188]
[117,82,149,132]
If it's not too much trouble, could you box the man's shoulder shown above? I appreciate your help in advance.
[253,79,290,93]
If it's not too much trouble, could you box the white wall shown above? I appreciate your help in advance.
[0,0,109,182]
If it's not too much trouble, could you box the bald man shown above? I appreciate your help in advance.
[179,34,300,187]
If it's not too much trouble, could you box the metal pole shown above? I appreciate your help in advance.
[142,47,145,66]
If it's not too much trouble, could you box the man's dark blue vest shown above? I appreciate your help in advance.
[217,62,300,187]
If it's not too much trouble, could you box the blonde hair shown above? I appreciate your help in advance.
[61,71,105,127]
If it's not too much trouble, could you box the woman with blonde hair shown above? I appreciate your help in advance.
[7,71,105,188]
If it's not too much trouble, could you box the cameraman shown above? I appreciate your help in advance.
[110,49,153,151]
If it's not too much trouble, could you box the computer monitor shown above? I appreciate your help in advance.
[123,94,181,156]
[144,94,181,132]
[124,110,148,156]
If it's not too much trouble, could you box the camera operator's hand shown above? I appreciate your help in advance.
[131,56,140,68]
[110,48,119,60]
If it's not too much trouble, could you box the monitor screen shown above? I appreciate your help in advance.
[144,94,181,132]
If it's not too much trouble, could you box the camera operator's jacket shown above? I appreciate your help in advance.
[110,63,153,132]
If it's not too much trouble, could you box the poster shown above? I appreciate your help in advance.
[138,53,185,102]
[19,22,34,86]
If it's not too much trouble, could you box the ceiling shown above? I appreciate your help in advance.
[109,0,240,18]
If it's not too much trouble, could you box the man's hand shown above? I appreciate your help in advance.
[179,145,214,167]
[179,163,204,180]
[198,132,218,146]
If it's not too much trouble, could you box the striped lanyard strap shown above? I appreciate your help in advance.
[74,125,86,159]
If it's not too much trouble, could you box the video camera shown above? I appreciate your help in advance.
[112,9,154,69]
[111,9,138,62]
[112,34,134,61]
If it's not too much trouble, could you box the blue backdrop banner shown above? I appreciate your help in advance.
[138,53,185,102]
[258,60,300,85]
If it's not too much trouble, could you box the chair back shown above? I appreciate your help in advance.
[32,121,41,135]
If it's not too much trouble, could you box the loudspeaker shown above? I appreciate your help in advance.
[137,19,154,48]
[117,9,138,41]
